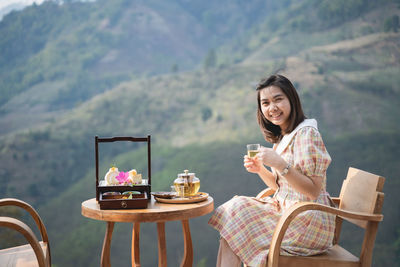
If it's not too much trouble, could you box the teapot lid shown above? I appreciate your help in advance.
[178,169,195,178]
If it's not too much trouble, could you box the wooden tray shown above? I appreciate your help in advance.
[154,192,209,204]
[151,192,176,199]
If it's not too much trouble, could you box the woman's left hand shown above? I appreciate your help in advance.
[256,146,286,170]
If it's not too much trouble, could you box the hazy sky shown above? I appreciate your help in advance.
[0,0,44,10]
[0,0,44,20]
[0,0,94,18]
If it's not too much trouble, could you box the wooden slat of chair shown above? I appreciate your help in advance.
[256,187,276,199]
[339,168,385,228]
[266,167,385,267]
[278,244,359,267]
[0,241,49,267]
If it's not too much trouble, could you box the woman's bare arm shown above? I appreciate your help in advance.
[262,149,322,200]
[244,155,278,190]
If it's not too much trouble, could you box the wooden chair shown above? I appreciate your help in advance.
[0,198,51,267]
[255,167,385,267]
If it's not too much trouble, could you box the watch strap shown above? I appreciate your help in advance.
[281,163,291,176]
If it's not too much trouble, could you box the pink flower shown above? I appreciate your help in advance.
[115,171,129,184]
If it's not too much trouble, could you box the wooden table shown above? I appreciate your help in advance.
[81,196,214,267]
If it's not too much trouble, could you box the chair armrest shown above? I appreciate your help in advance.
[0,216,47,266]
[0,198,49,242]
[256,188,276,199]
[0,198,51,263]
[331,197,341,206]
[267,202,383,267]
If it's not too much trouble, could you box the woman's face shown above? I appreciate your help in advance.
[259,85,291,131]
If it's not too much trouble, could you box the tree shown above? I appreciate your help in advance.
[384,17,393,32]
[171,63,179,73]
[203,48,216,70]
[393,15,399,32]
[384,15,399,32]
[201,107,212,121]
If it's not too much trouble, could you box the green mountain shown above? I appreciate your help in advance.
[0,0,399,266]
[0,0,283,121]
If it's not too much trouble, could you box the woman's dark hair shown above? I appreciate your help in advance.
[256,74,306,143]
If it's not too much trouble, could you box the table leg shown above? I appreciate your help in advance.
[101,221,115,267]
[131,222,141,267]
[157,222,167,267]
[180,220,193,267]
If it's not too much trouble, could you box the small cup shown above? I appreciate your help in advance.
[177,185,185,198]
[247,144,260,158]
[170,186,177,196]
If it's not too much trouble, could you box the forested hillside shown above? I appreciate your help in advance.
[0,0,399,266]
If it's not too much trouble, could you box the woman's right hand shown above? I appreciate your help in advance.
[243,155,262,173]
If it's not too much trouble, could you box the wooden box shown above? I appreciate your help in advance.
[95,136,151,209]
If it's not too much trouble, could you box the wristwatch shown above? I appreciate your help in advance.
[280,163,291,176]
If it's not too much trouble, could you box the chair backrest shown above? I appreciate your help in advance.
[338,167,385,228]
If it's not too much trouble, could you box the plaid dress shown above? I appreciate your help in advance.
[208,125,335,267]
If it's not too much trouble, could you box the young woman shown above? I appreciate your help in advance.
[208,74,335,267]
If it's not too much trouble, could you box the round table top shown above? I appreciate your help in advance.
[81,196,214,223]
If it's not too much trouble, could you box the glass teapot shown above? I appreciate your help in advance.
[173,170,200,197]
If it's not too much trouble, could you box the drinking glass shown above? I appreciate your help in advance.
[178,185,185,198]
[247,144,260,158]
[170,186,177,196]
[171,185,185,198]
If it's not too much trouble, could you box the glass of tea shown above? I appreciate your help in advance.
[247,144,260,158]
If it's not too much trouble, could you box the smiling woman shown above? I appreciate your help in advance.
[256,75,306,143]
[259,86,292,133]
[208,74,335,267]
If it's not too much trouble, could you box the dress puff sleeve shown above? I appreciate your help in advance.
[292,127,331,180]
